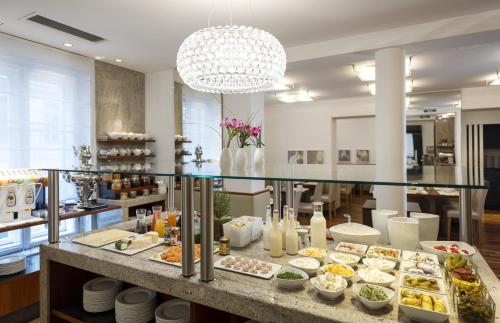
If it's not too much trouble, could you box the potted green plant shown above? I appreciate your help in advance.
[214,189,231,240]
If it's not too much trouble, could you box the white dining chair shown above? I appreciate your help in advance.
[320,183,337,219]
[445,189,488,243]
[340,184,353,211]
[298,183,325,217]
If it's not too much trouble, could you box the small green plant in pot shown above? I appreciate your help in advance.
[214,189,231,240]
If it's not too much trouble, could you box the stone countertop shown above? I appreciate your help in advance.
[40,222,499,323]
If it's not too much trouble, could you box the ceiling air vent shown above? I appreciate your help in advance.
[27,14,105,42]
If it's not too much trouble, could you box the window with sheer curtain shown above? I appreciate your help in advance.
[182,85,222,161]
[0,34,92,254]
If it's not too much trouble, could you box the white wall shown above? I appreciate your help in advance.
[145,69,175,171]
[265,96,375,177]
[223,93,265,193]
[462,86,500,110]
[460,85,500,167]
[336,116,376,181]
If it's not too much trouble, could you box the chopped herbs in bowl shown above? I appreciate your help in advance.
[277,271,304,280]
[353,283,395,310]
[359,284,388,301]
[275,266,308,289]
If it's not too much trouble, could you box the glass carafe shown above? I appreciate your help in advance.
[310,202,326,249]
[135,208,148,234]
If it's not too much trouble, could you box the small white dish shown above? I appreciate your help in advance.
[362,257,396,272]
[357,268,395,287]
[317,263,355,282]
[353,283,394,310]
[297,247,327,263]
[275,266,308,289]
[420,241,475,263]
[328,251,361,267]
[398,288,450,323]
[288,257,320,275]
[310,274,347,300]
[400,273,445,294]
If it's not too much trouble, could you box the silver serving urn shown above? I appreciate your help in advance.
[62,145,99,208]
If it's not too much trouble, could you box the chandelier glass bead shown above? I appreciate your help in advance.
[177,25,286,94]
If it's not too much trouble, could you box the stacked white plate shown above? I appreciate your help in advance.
[115,287,157,323]
[83,277,123,313]
[155,299,190,323]
[0,254,26,276]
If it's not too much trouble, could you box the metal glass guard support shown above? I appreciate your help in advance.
[167,175,175,210]
[200,178,214,282]
[286,181,294,210]
[460,188,473,244]
[272,180,281,215]
[48,170,60,243]
[181,176,195,277]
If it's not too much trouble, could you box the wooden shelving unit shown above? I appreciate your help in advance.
[97,139,155,144]
[97,154,155,161]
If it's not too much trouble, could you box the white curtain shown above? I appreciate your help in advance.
[0,34,93,253]
[182,85,221,161]
[0,34,93,199]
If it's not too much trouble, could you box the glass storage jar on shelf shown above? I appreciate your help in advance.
[131,175,140,187]
[111,179,122,191]
[122,177,131,189]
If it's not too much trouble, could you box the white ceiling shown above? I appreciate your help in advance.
[265,35,500,107]
[1,0,500,72]
[1,0,500,109]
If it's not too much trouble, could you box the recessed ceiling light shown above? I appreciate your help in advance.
[354,57,412,82]
[63,43,73,47]
[276,90,314,103]
[114,58,123,63]
[95,56,105,60]
[265,81,291,92]
[0,22,4,26]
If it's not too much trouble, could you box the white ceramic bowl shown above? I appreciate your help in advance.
[310,275,347,300]
[329,222,380,245]
[328,252,361,267]
[287,257,320,276]
[420,241,475,263]
[297,247,327,263]
[388,217,419,251]
[410,212,440,242]
[362,257,396,272]
[275,267,308,289]
[357,268,395,287]
[371,209,398,245]
[398,289,450,322]
[352,283,394,310]
[317,263,355,282]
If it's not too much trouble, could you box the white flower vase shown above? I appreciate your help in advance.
[371,209,398,245]
[253,147,265,169]
[235,147,248,170]
[388,217,419,251]
[220,148,233,173]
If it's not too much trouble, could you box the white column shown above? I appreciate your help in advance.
[145,69,175,172]
[374,48,407,216]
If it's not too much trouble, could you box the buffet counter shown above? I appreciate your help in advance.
[39,220,500,323]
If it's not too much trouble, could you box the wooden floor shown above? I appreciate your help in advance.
[298,194,500,279]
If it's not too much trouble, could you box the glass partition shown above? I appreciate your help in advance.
[41,162,499,190]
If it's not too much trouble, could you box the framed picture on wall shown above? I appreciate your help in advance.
[307,150,325,164]
[356,149,370,163]
[288,150,304,164]
[338,150,351,163]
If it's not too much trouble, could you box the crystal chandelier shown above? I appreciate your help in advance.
[177,24,286,94]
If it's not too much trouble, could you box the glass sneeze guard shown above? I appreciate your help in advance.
[41,162,499,190]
